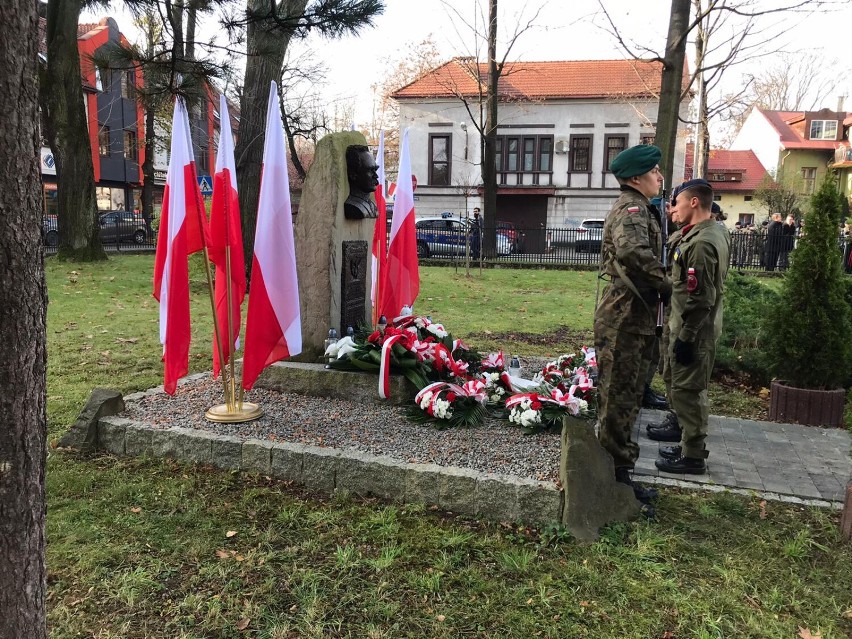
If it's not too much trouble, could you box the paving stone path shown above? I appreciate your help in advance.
[634,409,852,503]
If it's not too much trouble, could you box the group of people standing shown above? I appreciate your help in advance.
[731,213,799,270]
[593,144,730,517]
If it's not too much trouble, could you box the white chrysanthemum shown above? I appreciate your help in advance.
[490,372,500,382]
[433,399,453,419]
[426,323,448,338]
[577,399,589,412]
[419,391,433,410]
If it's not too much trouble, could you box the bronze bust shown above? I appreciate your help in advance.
[344,144,379,220]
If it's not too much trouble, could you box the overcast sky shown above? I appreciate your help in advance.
[84,1,852,134]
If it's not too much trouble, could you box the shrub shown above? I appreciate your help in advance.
[763,177,852,389]
[715,273,779,384]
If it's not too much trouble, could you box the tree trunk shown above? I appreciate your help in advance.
[692,0,709,179]
[236,0,307,278]
[0,0,49,635]
[481,0,498,258]
[43,0,106,260]
[655,0,691,191]
[141,23,157,239]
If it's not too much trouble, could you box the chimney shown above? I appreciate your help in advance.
[838,95,846,113]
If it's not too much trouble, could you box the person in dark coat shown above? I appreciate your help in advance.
[764,213,783,271]
[779,214,796,269]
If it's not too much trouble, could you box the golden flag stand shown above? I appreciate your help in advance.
[199,183,263,423]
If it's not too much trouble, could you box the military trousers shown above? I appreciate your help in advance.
[594,320,655,469]
[669,337,717,459]
[643,336,660,386]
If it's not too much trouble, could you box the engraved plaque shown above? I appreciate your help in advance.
[340,240,368,333]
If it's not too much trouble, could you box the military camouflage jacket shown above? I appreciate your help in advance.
[669,218,731,343]
[595,186,671,335]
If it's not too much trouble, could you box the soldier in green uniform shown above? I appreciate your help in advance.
[655,179,730,474]
[647,191,688,442]
[594,145,671,505]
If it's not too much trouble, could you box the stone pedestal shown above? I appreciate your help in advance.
[294,131,377,361]
[559,416,641,541]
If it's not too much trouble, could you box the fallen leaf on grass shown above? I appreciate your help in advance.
[130,507,142,514]
[225,530,238,538]
[661,631,674,639]
[116,337,139,344]
[234,554,245,562]
[235,617,250,630]
[215,550,230,559]
[798,627,821,639]
[758,387,770,399]
[436,614,446,622]
[758,500,767,519]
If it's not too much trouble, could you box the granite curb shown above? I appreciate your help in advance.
[96,416,562,527]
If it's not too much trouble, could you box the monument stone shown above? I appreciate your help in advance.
[293,131,378,360]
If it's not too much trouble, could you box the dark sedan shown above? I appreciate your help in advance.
[99,211,148,244]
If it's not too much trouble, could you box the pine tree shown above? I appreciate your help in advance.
[765,176,851,389]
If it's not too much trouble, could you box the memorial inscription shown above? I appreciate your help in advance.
[340,240,368,332]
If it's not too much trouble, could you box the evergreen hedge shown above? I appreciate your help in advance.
[763,177,852,389]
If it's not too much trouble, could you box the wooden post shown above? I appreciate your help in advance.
[841,480,852,542]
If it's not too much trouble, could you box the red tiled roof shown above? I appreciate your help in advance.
[705,149,769,192]
[392,58,688,101]
[759,108,850,150]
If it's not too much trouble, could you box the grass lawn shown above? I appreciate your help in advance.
[45,256,852,638]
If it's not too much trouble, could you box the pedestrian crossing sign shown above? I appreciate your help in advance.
[197,175,213,195]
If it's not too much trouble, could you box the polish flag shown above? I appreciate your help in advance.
[370,130,387,320]
[153,98,210,395]
[380,128,419,318]
[208,94,245,378]
[242,82,302,390]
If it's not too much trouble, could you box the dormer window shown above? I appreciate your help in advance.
[809,120,837,140]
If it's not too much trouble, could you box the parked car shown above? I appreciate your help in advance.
[415,216,511,258]
[497,220,525,253]
[576,218,605,253]
[99,210,148,244]
[42,215,58,247]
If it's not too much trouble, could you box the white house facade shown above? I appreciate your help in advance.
[392,59,689,231]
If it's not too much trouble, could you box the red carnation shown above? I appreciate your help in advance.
[530,400,542,410]
[446,392,457,402]
[367,330,381,344]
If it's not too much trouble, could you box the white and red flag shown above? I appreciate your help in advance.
[380,128,419,319]
[241,81,302,390]
[208,94,245,377]
[153,97,210,395]
[370,130,387,320]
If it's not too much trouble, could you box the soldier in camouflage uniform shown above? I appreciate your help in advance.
[655,179,730,474]
[594,145,671,504]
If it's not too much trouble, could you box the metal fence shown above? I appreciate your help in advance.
[42,217,852,274]
[415,224,852,273]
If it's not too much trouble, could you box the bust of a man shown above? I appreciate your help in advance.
[344,144,380,220]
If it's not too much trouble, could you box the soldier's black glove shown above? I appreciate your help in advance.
[659,288,671,307]
[673,338,695,366]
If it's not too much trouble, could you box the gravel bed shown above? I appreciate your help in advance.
[122,363,562,484]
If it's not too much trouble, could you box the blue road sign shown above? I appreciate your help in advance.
[197,175,213,195]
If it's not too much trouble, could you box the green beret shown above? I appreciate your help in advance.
[609,144,662,179]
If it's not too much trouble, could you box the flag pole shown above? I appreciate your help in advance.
[202,246,232,409]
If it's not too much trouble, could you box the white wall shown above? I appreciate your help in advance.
[397,96,688,227]
[731,110,782,176]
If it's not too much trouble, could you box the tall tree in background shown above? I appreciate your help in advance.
[435,0,544,257]
[0,0,48,635]
[231,0,384,276]
[42,0,106,260]
[370,35,442,176]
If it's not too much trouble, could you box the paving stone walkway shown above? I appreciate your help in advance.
[633,409,852,503]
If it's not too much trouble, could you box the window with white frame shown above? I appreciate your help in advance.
[809,120,837,140]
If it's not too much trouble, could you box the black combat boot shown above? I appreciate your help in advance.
[655,455,707,475]
[642,384,668,410]
[657,445,681,461]
[614,467,658,503]
[646,412,682,442]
